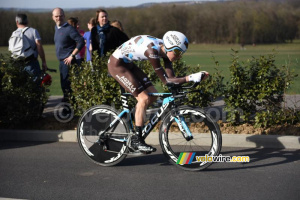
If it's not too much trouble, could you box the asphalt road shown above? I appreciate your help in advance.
[0,142,299,200]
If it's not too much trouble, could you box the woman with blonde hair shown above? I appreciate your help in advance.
[110,20,124,32]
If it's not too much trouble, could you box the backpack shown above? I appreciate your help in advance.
[8,27,35,59]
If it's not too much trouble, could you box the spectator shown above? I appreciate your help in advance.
[10,13,48,77]
[110,20,124,32]
[91,9,129,57]
[68,17,86,65]
[52,8,84,103]
[83,17,96,62]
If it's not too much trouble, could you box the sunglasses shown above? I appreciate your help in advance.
[173,48,184,57]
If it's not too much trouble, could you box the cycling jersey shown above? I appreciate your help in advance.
[112,35,163,63]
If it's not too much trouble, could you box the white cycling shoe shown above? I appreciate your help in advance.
[131,135,156,153]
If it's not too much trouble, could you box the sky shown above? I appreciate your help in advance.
[0,0,216,9]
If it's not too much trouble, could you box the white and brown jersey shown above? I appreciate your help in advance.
[112,35,163,63]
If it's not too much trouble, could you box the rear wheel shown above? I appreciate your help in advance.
[159,106,222,171]
[77,105,130,166]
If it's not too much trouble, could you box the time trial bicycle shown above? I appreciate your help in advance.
[77,82,222,171]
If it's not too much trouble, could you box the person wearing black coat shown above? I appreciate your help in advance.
[91,9,129,57]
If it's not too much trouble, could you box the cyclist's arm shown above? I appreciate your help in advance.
[162,57,175,78]
[161,57,210,83]
[162,57,188,84]
[145,48,187,85]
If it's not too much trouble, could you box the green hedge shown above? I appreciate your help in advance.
[69,53,122,116]
[1,50,297,129]
[0,55,48,127]
[224,50,299,127]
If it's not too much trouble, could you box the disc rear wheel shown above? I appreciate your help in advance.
[77,105,130,166]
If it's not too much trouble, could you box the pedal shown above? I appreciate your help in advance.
[127,146,147,156]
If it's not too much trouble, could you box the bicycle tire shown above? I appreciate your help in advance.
[159,105,222,171]
[77,105,130,166]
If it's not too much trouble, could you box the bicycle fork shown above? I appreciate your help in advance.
[173,114,194,141]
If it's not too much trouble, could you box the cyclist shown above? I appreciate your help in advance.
[108,31,209,153]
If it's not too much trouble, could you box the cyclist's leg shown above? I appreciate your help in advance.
[108,56,156,152]
[108,55,154,126]
[144,86,158,107]
[133,91,157,152]
[128,68,157,152]
[135,86,158,125]
[127,64,158,125]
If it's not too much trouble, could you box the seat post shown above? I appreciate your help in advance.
[120,86,130,110]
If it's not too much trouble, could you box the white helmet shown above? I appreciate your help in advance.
[163,31,189,53]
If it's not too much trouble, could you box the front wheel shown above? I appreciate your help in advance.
[77,105,130,166]
[159,106,222,171]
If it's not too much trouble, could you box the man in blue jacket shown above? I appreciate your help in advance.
[52,7,84,103]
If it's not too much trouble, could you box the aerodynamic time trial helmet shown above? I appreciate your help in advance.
[163,31,189,56]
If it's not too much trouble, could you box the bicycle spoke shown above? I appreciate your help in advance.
[160,106,222,171]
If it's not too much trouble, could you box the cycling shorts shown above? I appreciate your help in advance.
[108,55,153,97]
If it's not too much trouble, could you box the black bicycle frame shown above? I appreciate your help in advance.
[99,83,198,142]
[98,92,174,140]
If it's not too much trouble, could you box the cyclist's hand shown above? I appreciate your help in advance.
[188,71,209,82]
